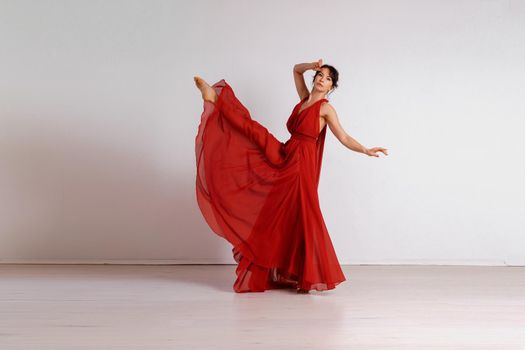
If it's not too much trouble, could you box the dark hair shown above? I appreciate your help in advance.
[312,64,339,96]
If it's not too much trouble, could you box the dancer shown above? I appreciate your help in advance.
[194,59,388,293]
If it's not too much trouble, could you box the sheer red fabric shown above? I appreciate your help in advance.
[195,79,346,292]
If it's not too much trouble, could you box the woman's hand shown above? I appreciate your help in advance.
[364,147,388,157]
[294,60,323,75]
[311,59,323,71]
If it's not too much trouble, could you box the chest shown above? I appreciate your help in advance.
[287,103,326,136]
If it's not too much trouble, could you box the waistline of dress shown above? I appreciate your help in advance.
[290,133,317,144]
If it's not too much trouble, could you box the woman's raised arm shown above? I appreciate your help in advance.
[293,59,322,100]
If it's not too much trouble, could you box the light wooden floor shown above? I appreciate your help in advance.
[1,264,524,349]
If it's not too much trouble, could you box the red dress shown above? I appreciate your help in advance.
[195,79,346,292]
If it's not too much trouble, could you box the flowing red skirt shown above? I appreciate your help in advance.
[195,79,346,292]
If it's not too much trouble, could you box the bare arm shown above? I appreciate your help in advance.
[293,59,322,100]
[322,104,388,157]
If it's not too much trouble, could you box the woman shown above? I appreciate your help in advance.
[194,59,388,294]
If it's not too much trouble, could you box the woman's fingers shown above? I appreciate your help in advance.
[367,147,388,157]
[372,147,388,155]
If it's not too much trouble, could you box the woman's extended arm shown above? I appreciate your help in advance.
[322,103,388,157]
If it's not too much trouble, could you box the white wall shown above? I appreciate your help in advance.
[1,0,524,265]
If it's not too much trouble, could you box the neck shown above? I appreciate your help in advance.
[307,91,326,102]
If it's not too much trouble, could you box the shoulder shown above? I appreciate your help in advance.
[320,101,336,117]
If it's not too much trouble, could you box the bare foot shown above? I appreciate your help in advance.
[194,76,217,103]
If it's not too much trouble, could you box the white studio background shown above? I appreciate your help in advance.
[0,0,524,265]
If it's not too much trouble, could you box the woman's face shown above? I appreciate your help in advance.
[313,67,333,94]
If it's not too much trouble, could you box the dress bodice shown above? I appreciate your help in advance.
[286,97,328,141]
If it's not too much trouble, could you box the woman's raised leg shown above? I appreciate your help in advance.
[194,76,217,103]
[196,77,285,166]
